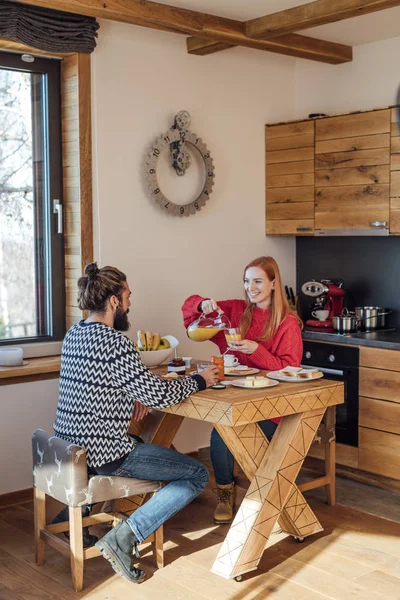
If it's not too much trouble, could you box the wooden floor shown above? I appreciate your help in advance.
[2,479,400,600]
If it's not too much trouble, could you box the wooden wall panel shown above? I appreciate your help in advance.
[61,54,93,330]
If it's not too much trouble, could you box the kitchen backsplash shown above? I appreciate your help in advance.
[296,237,400,328]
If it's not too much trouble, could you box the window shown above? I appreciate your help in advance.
[0,52,65,344]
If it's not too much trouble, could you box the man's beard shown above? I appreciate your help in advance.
[114,306,130,331]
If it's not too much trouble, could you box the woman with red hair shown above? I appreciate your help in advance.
[182,256,303,524]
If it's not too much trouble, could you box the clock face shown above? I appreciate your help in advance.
[146,128,215,216]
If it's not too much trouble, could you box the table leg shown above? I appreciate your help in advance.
[216,419,323,539]
[212,408,325,579]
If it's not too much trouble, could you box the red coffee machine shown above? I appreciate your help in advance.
[301,279,345,328]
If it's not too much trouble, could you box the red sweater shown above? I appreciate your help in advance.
[182,295,303,424]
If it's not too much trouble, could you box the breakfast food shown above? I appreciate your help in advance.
[281,366,302,377]
[226,367,254,376]
[137,330,170,351]
[161,371,179,380]
[298,369,321,379]
[245,376,271,387]
[280,367,321,379]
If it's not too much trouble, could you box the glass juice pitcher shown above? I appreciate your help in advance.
[187,313,230,342]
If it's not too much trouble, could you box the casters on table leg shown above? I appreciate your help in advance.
[294,536,304,543]
[234,575,243,582]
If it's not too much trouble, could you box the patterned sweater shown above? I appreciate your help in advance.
[54,321,204,467]
[182,296,303,424]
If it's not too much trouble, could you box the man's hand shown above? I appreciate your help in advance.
[132,401,149,421]
[198,365,220,388]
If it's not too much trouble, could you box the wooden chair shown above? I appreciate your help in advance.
[32,429,164,592]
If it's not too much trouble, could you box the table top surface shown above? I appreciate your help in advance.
[153,364,343,407]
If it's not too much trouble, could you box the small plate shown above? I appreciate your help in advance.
[224,366,260,376]
[267,370,324,383]
[231,378,279,389]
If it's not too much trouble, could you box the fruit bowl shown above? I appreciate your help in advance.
[138,335,179,368]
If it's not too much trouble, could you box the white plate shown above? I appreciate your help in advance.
[231,378,279,389]
[224,366,260,376]
[267,370,324,383]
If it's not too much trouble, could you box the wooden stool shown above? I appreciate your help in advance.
[32,429,164,591]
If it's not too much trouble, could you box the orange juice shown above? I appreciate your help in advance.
[225,332,242,344]
[187,327,221,342]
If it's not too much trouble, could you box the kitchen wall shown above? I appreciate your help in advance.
[1,21,297,494]
[296,237,400,326]
[295,36,400,324]
[91,21,297,455]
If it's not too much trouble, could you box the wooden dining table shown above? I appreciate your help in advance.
[125,365,344,581]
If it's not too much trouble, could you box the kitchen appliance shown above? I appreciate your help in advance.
[302,341,359,447]
[301,279,345,328]
[354,306,390,332]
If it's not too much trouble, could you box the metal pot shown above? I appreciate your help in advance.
[354,306,390,331]
[332,309,358,334]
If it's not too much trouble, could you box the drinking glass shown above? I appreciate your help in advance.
[225,327,242,347]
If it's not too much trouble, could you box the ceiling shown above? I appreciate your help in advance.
[152,0,400,47]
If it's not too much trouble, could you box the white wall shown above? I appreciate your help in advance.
[0,379,59,495]
[91,21,297,454]
[295,36,400,118]
[1,22,297,494]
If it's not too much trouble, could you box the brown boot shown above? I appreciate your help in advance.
[213,482,235,524]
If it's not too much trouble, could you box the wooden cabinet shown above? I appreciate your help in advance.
[390,108,400,234]
[265,120,315,235]
[315,110,390,232]
[359,346,400,480]
[266,107,396,236]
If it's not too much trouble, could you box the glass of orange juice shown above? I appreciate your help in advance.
[225,327,242,347]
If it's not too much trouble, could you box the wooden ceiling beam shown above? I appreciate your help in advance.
[187,27,352,64]
[246,0,400,40]
[14,0,352,64]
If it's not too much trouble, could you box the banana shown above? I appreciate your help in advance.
[151,333,161,351]
[137,329,146,351]
[145,331,153,352]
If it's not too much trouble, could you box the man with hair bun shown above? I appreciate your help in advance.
[53,262,219,584]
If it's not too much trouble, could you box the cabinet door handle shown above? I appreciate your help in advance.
[296,227,312,232]
[369,221,386,228]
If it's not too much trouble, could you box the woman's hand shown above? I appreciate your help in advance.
[229,339,259,355]
[132,401,149,421]
[201,299,222,315]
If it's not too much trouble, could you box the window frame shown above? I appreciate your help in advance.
[0,51,66,346]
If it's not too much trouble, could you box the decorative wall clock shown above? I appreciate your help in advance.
[146,111,215,217]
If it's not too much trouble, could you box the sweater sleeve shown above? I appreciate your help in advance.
[110,334,201,409]
[181,295,244,328]
[250,317,303,371]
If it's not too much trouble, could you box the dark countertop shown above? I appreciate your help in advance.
[302,328,400,350]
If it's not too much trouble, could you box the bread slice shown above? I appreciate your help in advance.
[297,369,321,379]
[281,366,302,377]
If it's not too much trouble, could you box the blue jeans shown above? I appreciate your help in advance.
[210,419,278,485]
[112,443,209,542]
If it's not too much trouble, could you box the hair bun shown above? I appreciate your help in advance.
[84,262,100,280]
